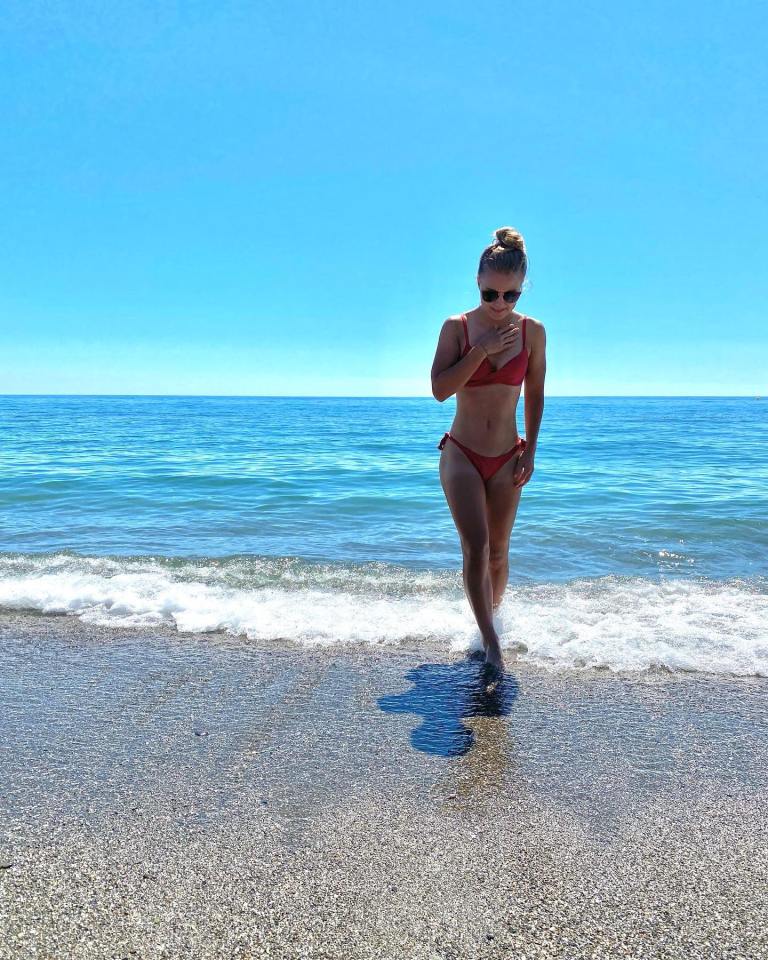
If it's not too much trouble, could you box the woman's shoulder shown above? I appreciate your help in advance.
[522,314,546,336]
[522,314,546,350]
[440,313,467,335]
[437,314,468,354]
[522,313,544,329]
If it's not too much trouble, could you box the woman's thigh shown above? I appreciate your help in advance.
[484,452,524,559]
[438,441,489,553]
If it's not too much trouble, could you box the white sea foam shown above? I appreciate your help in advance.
[0,554,765,676]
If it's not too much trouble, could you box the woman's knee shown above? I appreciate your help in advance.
[489,545,509,569]
[460,537,490,565]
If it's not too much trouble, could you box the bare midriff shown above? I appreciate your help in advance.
[449,384,523,456]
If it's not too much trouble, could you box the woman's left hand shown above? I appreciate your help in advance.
[512,448,535,487]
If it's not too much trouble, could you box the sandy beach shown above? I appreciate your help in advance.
[1,611,766,959]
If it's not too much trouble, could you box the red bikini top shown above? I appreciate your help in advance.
[461,313,529,387]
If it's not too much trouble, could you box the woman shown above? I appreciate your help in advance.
[431,227,547,675]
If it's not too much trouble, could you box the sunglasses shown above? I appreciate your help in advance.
[480,287,522,303]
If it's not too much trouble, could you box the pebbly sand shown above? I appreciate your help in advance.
[1,611,766,960]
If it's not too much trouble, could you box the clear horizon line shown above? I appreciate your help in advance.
[1,393,764,400]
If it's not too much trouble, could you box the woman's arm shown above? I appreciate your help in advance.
[430,319,488,402]
[523,319,546,452]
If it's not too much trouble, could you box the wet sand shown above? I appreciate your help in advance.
[1,611,766,959]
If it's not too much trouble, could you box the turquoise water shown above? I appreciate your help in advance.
[1,396,766,675]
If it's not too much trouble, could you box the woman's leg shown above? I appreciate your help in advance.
[438,440,497,652]
[485,450,525,608]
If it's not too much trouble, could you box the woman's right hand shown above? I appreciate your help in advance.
[477,321,521,357]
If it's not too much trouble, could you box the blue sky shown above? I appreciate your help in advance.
[2,1,766,396]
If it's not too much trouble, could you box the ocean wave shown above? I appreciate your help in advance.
[0,552,766,677]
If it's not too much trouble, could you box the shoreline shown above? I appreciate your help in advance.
[1,612,766,958]
[3,605,764,680]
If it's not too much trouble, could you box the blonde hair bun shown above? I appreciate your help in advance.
[478,226,528,275]
[494,227,526,252]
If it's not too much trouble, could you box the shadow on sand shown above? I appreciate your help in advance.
[377,652,520,758]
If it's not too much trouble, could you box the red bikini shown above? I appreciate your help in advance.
[438,431,526,482]
[462,313,529,388]
[437,313,529,482]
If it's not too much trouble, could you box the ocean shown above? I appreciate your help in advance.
[1,395,766,676]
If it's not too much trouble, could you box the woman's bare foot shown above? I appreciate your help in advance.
[482,634,505,673]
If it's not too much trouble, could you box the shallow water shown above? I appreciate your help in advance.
[1,395,766,674]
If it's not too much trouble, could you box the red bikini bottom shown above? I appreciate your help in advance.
[437,432,526,482]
